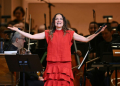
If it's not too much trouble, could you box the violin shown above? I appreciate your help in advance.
[18,48,31,55]
[71,40,92,86]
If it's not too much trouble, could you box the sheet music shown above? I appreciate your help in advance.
[115,52,120,54]
[4,51,17,55]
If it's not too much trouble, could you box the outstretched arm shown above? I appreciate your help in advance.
[7,27,45,40]
[73,25,107,42]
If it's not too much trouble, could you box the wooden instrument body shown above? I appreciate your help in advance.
[71,54,83,86]
[111,70,120,86]
[0,54,20,85]
[111,49,120,86]
[71,40,92,86]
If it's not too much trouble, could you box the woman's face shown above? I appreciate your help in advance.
[14,9,23,21]
[55,14,63,28]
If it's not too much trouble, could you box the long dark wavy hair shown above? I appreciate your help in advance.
[49,13,69,37]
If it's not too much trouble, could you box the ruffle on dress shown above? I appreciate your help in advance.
[43,61,74,86]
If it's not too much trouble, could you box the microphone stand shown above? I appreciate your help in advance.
[78,42,92,86]
[93,9,96,23]
[41,0,55,26]
[93,9,97,54]
[44,14,47,30]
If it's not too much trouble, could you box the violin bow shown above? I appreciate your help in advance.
[24,8,27,31]
[28,14,31,51]
[20,8,27,54]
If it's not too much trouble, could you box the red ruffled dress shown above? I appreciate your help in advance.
[43,29,74,86]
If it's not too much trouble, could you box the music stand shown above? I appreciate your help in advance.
[5,54,43,86]
[112,43,120,86]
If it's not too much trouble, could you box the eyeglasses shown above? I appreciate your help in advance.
[18,38,25,40]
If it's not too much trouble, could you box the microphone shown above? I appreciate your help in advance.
[95,23,106,34]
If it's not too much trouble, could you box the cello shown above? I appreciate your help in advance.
[71,40,92,86]
[111,49,120,86]
[111,70,120,86]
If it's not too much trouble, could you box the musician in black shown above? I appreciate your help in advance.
[84,22,101,86]
[110,21,119,34]
[87,21,99,36]
[95,25,115,86]
[85,24,114,86]
[112,24,120,43]
[96,25,115,59]
[118,24,120,36]
[85,22,104,60]
[7,32,44,86]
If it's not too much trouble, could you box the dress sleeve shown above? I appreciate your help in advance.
[70,30,75,46]
[70,30,75,40]
[45,30,50,43]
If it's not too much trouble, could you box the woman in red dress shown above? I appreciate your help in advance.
[8,13,106,86]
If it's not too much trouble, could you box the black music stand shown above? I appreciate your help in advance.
[5,54,43,86]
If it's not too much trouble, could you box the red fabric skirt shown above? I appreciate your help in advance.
[43,61,74,86]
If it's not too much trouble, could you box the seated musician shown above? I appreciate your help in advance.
[96,24,116,61]
[110,21,119,35]
[93,24,115,86]
[84,22,104,71]
[86,24,115,86]
[7,32,44,86]
[85,22,104,60]
[112,24,120,43]
[118,24,120,36]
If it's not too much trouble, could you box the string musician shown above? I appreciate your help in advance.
[7,32,44,86]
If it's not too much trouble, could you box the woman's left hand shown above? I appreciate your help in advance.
[100,25,107,32]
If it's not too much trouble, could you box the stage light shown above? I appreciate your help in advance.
[103,15,113,23]
[103,16,113,20]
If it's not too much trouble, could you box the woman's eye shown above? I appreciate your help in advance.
[60,18,63,20]
[55,18,58,20]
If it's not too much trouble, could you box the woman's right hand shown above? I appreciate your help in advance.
[38,76,44,81]
[7,26,19,31]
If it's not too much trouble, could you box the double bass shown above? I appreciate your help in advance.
[71,40,92,86]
